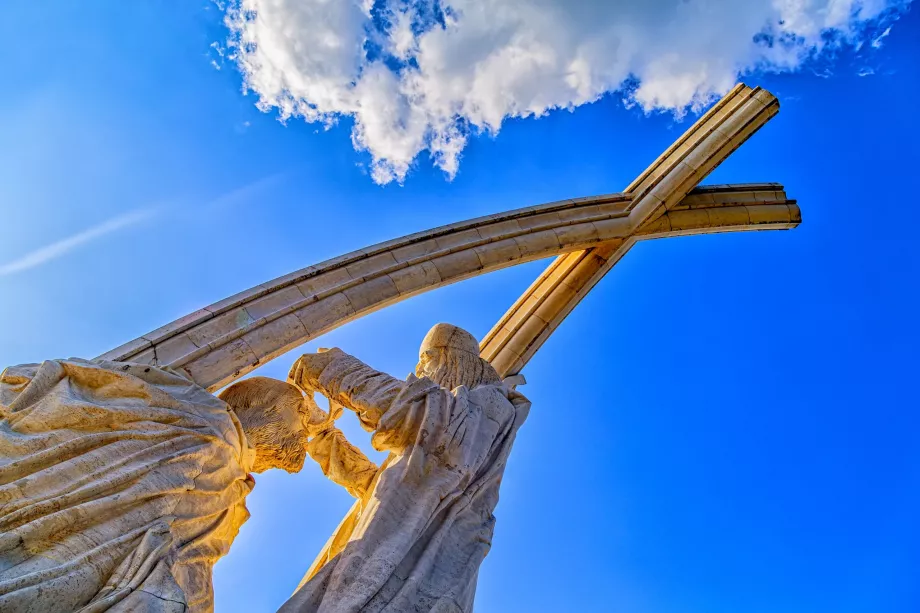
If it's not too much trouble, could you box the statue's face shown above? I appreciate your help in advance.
[415,348,441,379]
[415,345,500,390]
[276,398,308,438]
[244,400,311,474]
[220,377,313,475]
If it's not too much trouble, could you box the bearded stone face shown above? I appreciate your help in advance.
[218,377,314,474]
[415,348,440,380]
[416,347,502,391]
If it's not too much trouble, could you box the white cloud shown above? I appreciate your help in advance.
[225,0,910,184]
[0,209,155,277]
[872,25,893,47]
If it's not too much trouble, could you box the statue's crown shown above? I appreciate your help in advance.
[420,323,480,357]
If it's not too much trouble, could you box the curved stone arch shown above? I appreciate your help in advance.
[98,84,800,391]
[481,184,800,376]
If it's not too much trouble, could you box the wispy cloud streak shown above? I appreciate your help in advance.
[0,209,155,277]
[0,174,282,277]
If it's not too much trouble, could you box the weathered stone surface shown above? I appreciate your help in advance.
[389,261,442,296]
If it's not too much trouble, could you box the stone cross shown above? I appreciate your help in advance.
[97,83,799,390]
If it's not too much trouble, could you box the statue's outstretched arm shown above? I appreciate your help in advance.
[289,348,405,431]
[306,425,378,499]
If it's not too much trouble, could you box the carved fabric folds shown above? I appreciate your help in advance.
[0,359,255,613]
[282,353,530,613]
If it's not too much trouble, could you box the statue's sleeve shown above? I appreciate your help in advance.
[305,427,378,499]
[1,362,46,418]
[292,351,457,457]
[308,353,407,431]
[370,377,457,456]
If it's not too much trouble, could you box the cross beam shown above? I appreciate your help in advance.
[482,83,786,377]
[97,84,797,391]
[481,184,798,376]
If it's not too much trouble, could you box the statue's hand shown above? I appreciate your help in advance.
[302,390,346,437]
[288,347,346,391]
[328,401,344,422]
[301,391,328,432]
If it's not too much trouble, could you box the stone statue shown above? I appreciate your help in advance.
[0,83,798,613]
[281,323,531,613]
[0,358,329,613]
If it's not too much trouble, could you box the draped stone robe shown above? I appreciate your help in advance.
[0,359,256,613]
[282,353,530,613]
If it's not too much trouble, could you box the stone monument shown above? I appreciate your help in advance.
[0,83,800,612]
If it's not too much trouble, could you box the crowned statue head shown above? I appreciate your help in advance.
[415,323,502,390]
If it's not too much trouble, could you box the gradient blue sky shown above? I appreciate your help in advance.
[1,2,918,612]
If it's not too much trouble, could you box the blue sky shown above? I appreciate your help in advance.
[1,2,919,612]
